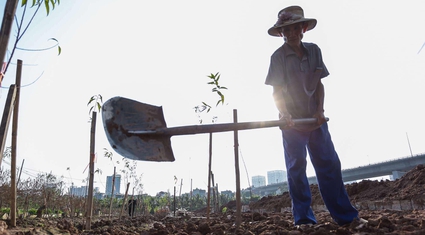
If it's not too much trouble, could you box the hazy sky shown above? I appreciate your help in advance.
[1,0,425,196]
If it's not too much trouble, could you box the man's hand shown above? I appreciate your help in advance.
[313,110,327,125]
[279,113,294,130]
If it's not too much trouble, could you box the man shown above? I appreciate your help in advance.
[265,6,364,226]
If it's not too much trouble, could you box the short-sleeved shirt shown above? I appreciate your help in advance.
[265,42,329,119]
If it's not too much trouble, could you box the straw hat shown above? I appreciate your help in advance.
[268,6,317,37]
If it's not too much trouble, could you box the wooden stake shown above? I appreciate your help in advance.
[85,111,96,230]
[10,59,22,227]
[109,167,116,220]
[211,172,216,213]
[173,186,176,216]
[233,109,241,227]
[120,182,130,219]
[206,132,212,221]
[0,84,16,167]
[0,0,19,66]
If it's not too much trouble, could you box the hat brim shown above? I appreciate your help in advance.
[268,18,317,37]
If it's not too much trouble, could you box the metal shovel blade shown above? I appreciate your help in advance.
[102,96,175,162]
[102,96,326,162]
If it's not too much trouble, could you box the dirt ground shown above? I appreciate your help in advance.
[2,164,425,235]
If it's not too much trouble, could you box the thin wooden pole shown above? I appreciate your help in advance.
[17,159,24,184]
[206,132,212,221]
[0,84,16,167]
[119,182,130,219]
[190,179,193,211]
[10,59,22,227]
[215,183,219,213]
[211,172,216,213]
[85,111,96,230]
[0,0,19,66]
[109,167,116,220]
[179,178,183,209]
[233,109,241,227]
[173,186,176,216]
[406,132,413,157]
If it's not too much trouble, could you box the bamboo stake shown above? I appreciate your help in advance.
[10,59,22,227]
[109,167,116,220]
[0,0,19,65]
[0,84,16,167]
[211,172,216,213]
[85,111,96,230]
[233,109,241,227]
[173,186,176,217]
[206,132,212,221]
[119,182,130,219]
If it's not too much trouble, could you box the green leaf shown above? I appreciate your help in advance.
[21,0,27,7]
[50,0,55,10]
[44,0,50,15]
[57,45,61,55]
[87,97,95,106]
[97,102,101,112]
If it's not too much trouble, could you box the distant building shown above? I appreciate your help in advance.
[192,188,206,198]
[156,191,169,197]
[252,175,266,188]
[105,174,121,195]
[70,186,88,197]
[267,170,286,185]
[220,190,234,199]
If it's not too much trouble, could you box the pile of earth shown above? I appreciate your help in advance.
[1,164,424,235]
[250,164,425,212]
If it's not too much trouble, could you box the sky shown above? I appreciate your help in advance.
[0,0,425,196]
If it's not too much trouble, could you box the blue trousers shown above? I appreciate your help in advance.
[281,122,358,225]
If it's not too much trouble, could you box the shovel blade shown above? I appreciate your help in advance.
[102,96,175,162]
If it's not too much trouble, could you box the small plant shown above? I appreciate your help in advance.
[194,72,228,123]
[1,208,10,214]
[87,94,103,114]
[28,208,37,215]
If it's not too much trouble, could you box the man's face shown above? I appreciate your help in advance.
[281,23,304,47]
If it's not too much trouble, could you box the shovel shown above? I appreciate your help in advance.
[102,96,328,162]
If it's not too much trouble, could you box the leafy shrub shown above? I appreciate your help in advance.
[28,208,38,215]
[1,208,10,214]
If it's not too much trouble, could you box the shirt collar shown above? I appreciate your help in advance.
[282,42,308,57]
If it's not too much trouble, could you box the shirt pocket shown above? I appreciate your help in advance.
[304,67,323,96]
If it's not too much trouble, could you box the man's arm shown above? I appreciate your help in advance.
[314,80,327,125]
[273,86,294,127]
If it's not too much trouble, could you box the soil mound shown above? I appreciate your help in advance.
[250,164,425,211]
